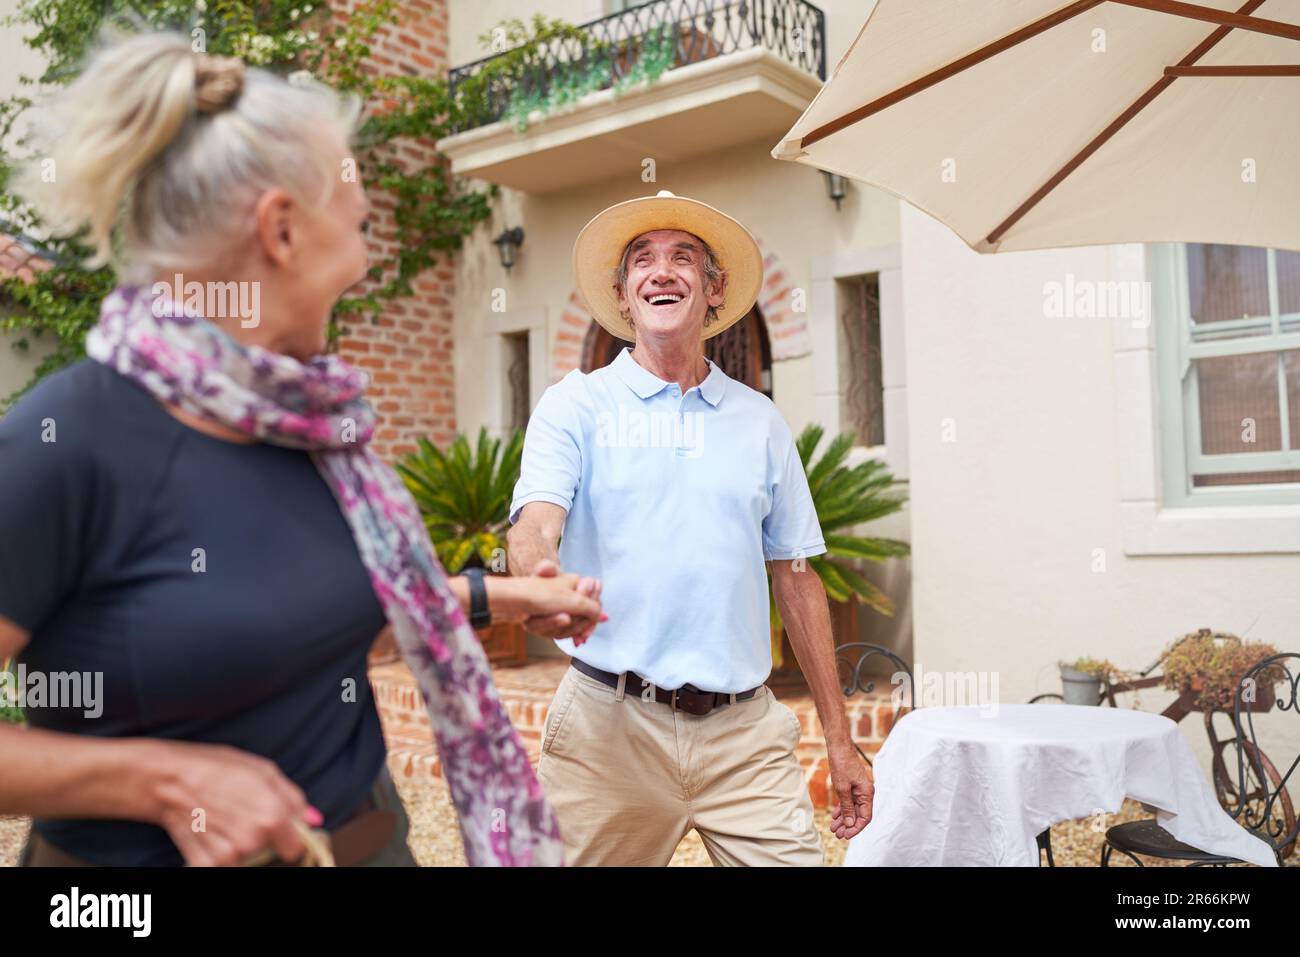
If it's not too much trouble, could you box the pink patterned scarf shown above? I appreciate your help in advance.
[85,286,563,866]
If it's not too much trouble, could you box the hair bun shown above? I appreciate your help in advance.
[194,54,245,114]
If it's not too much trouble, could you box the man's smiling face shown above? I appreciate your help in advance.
[614,229,726,341]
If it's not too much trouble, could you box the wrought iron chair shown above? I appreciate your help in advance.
[834,641,912,768]
[1101,652,1298,867]
[1025,693,1064,866]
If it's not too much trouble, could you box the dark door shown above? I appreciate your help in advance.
[579,306,772,398]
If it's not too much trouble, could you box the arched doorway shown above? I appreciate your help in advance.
[579,306,773,398]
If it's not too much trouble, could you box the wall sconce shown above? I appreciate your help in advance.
[821,170,849,211]
[493,226,525,273]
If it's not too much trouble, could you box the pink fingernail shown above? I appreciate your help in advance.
[304,806,324,826]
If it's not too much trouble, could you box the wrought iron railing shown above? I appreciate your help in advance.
[447,0,826,134]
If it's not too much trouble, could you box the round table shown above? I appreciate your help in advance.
[842,703,1278,867]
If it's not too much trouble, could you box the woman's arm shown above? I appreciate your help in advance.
[0,617,145,819]
[446,572,603,629]
[0,722,167,821]
[0,615,313,865]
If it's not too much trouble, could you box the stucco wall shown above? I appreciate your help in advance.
[450,135,900,437]
[899,201,1300,767]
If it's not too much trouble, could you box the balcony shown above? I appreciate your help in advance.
[438,0,826,193]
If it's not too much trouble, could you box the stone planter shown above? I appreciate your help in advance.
[1059,666,1103,706]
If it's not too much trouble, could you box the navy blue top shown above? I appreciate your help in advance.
[0,360,388,865]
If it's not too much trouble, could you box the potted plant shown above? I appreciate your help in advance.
[1161,629,1283,714]
[1,658,24,725]
[395,427,530,667]
[768,425,910,687]
[1059,657,1118,706]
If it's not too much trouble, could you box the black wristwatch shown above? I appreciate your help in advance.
[463,567,492,630]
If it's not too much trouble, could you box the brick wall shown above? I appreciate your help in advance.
[332,0,457,460]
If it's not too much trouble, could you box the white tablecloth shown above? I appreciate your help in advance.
[843,704,1278,867]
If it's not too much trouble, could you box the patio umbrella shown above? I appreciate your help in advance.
[771,0,1300,253]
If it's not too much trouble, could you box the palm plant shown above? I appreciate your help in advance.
[1,658,23,724]
[770,425,911,666]
[395,427,523,575]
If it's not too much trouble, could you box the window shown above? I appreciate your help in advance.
[503,331,531,434]
[1157,243,1300,507]
[838,274,885,448]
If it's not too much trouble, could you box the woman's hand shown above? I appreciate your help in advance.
[145,739,321,866]
[484,563,605,645]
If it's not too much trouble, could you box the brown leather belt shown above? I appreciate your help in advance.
[570,658,760,716]
[23,795,396,867]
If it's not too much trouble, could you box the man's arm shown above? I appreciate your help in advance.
[507,502,566,577]
[508,503,600,643]
[771,559,873,839]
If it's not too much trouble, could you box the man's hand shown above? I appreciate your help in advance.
[522,560,603,645]
[826,741,874,840]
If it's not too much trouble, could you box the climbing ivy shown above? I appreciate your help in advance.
[0,3,681,409]
[0,0,498,408]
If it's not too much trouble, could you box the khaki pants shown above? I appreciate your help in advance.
[537,664,824,866]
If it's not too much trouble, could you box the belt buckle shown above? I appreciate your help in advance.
[672,684,712,717]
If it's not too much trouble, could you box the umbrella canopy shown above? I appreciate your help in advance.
[772,0,1300,253]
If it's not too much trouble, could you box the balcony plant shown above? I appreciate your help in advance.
[453,15,678,134]
[1160,629,1284,713]
[395,427,528,666]
[769,425,910,676]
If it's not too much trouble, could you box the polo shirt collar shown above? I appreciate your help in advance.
[610,348,727,407]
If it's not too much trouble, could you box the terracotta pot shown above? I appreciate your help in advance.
[478,620,529,668]
[1184,674,1278,714]
[366,617,530,670]
[367,626,400,666]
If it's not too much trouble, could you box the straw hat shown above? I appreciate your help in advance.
[573,189,763,342]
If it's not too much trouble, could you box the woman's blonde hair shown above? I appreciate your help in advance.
[17,30,361,281]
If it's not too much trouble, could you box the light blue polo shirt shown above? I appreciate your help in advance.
[509,347,826,693]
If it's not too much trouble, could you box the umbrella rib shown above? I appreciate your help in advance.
[1167,64,1300,74]
[984,0,1272,248]
[1111,0,1300,42]
[799,0,1107,149]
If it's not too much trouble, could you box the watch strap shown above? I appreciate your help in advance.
[464,567,491,630]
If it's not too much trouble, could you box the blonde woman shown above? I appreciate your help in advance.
[0,32,602,867]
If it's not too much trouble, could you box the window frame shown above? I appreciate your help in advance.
[1154,242,1300,509]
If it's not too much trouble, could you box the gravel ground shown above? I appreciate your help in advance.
[3,777,1283,867]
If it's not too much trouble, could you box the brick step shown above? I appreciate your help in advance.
[370,659,899,810]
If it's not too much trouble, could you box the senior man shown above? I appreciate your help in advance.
[508,190,873,866]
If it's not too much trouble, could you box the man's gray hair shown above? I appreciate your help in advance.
[612,232,727,331]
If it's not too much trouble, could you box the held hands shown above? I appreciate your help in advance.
[826,741,874,840]
[518,560,604,645]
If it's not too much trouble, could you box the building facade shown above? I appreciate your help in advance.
[439,0,1300,769]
